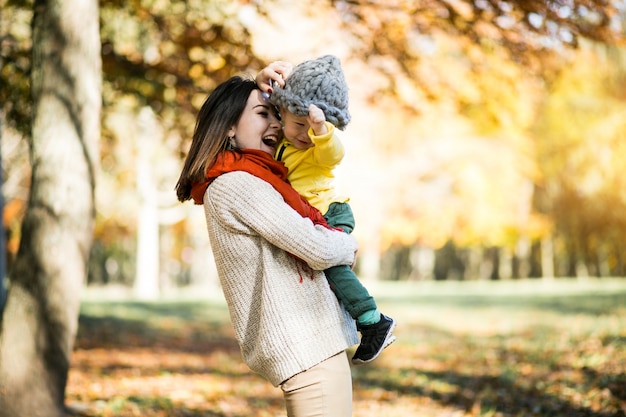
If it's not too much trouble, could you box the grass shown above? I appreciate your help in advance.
[68,278,626,417]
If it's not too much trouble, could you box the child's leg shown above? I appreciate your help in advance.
[323,202,377,321]
[325,202,396,365]
[324,264,378,321]
[325,265,396,364]
[324,202,355,234]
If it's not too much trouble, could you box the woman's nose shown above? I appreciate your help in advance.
[270,116,281,128]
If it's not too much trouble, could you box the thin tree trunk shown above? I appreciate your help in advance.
[0,113,6,312]
[541,236,555,279]
[0,0,101,415]
[486,246,500,280]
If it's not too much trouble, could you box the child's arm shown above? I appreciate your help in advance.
[308,104,344,167]
[307,104,328,136]
[256,61,293,94]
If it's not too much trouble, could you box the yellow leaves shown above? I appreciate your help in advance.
[187,63,204,79]
[191,93,207,110]
[382,215,449,249]
[207,55,226,71]
[357,100,540,250]
[187,46,205,62]
[536,41,626,201]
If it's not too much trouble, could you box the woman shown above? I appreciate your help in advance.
[175,75,359,417]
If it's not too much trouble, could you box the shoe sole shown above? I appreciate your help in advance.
[351,320,397,365]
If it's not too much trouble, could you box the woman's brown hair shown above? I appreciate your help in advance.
[175,76,259,202]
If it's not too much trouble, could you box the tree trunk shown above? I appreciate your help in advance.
[541,236,555,278]
[0,114,6,312]
[484,246,500,280]
[0,0,101,415]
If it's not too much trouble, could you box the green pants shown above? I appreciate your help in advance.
[324,202,377,319]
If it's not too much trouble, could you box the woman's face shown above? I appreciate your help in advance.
[230,90,282,155]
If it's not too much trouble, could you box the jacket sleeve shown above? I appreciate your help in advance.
[206,171,357,270]
[308,122,344,168]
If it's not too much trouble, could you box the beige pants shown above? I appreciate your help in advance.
[280,351,353,417]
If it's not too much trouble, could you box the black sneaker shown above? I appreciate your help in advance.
[351,314,396,365]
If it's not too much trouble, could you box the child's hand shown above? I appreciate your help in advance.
[256,61,293,94]
[308,104,328,136]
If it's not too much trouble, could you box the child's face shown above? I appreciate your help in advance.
[280,109,314,150]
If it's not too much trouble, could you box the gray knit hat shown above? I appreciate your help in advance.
[270,55,351,130]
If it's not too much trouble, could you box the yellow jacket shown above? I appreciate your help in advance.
[276,122,349,215]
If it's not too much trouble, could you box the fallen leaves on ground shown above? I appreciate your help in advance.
[67,285,626,417]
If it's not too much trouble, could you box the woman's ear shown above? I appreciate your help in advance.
[227,128,237,149]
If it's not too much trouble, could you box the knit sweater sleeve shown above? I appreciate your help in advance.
[206,171,357,270]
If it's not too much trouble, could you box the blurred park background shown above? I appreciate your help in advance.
[1,0,626,416]
[3,1,626,295]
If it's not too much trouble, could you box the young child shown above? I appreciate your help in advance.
[257,55,396,364]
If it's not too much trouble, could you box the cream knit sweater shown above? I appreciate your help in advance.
[202,171,359,386]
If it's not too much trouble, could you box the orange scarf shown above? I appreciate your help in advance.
[191,149,331,229]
